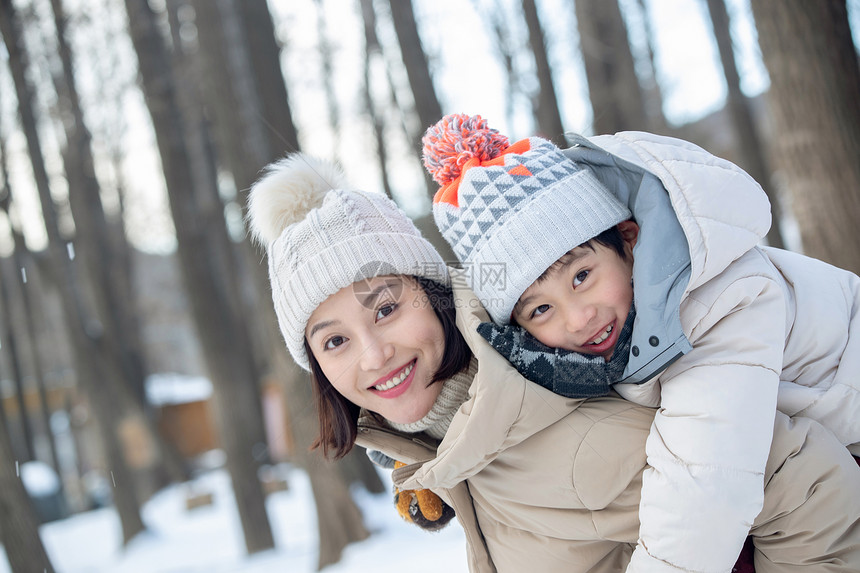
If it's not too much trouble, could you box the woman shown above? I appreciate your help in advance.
[247,153,860,572]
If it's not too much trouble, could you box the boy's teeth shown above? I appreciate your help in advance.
[374,362,414,391]
[589,325,612,345]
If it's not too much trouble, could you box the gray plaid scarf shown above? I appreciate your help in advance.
[477,307,636,399]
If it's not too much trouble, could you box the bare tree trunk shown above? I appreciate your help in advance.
[574,0,647,134]
[1,130,64,481]
[89,0,147,363]
[522,0,565,144]
[0,416,55,573]
[209,0,307,386]
[8,248,63,479]
[313,0,340,157]
[339,447,385,494]
[386,0,443,135]
[476,0,521,131]
[360,0,394,199]
[271,350,369,570]
[0,135,63,478]
[48,0,189,488]
[0,0,146,544]
[361,0,457,263]
[123,0,274,553]
[370,2,422,159]
[191,0,275,379]
[386,0,453,203]
[50,0,147,399]
[0,122,34,467]
[235,0,300,158]
[634,0,668,133]
[706,0,784,249]
[164,1,270,455]
[0,261,35,462]
[750,0,860,272]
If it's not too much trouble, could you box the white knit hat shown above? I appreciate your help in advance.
[423,114,630,325]
[247,154,449,370]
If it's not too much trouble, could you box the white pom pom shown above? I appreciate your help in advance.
[247,153,349,245]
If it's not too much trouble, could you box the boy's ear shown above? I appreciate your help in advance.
[618,220,639,251]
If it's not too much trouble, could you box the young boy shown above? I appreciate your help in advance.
[422,113,860,572]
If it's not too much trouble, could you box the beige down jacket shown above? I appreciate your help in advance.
[355,285,860,573]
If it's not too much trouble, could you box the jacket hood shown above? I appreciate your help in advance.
[584,132,771,291]
[562,131,772,383]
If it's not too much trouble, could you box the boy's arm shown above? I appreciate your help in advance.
[627,274,785,572]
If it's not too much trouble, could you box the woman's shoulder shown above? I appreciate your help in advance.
[355,411,439,466]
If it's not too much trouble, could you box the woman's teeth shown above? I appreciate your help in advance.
[374,362,414,391]
[589,325,613,345]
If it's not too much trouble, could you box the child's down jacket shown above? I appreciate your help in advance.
[560,131,860,572]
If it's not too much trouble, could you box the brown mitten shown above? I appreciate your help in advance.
[393,461,455,531]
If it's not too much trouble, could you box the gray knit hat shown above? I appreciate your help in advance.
[247,153,449,370]
[423,114,630,325]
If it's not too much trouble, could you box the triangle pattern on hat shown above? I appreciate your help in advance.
[489,207,508,220]
[550,166,571,180]
[458,231,475,251]
[536,155,556,170]
[466,191,488,211]
[433,203,454,225]
[477,219,495,233]
[446,219,469,247]
[507,193,526,209]
[461,185,477,205]
[469,204,490,226]
[536,175,557,187]
[486,168,506,182]
[508,164,532,177]
[494,181,516,195]
[470,179,490,196]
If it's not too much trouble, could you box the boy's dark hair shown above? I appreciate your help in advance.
[305,276,472,459]
[588,224,629,260]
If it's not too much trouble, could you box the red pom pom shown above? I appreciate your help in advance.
[422,114,510,185]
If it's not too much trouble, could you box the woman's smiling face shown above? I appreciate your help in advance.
[305,275,446,424]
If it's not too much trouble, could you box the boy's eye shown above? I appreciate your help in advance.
[324,335,346,350]
[376,303,397,321]
[530,304,550,319]
[573,270,589,287]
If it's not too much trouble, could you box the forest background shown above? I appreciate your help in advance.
[0,0,859,571]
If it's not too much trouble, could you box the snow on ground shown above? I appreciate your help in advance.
[0,466,468,572]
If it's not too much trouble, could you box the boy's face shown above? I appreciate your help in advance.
[513,222,638,361]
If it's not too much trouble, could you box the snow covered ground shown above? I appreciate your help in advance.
[0,466,469,573]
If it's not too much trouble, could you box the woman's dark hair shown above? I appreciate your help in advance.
[306,275,472,459]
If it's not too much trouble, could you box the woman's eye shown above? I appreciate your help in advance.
[376,303,397,321]
[573,270,589,287]
[530,304,550,319]
[324,336,346,350]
